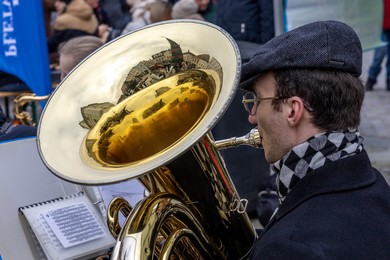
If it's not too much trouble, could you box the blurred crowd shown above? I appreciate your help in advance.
[1,0,275,137]
[42,0,275,67]
[1,0,276,221]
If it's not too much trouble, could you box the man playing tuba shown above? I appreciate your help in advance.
[241,20,390,259]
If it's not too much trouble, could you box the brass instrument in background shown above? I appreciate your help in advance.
[13,93,49,126]
[37,20,261,259]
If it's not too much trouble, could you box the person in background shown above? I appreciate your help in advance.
[365,0,390,91]
[365,44,388,91]
[98,0,132,41]
[85,0,112,42]
[0,72,30,92]
[171,0,205,20]
[0,72,33,140]
[121,0,172,35]
[0,106,37,142]
[127,0,166,21]
[212,0,276,226]
[42,0,56,37]
[216,0,274,45]
[240,20,390,259]
[47,0,98,55]
[3,36,103,131]
[195,0,215,23]
[125,0,144,19]
[57,35,104,80]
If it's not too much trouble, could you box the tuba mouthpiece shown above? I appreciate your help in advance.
[213,128,262,150]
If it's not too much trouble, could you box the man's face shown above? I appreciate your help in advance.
[248,72,292,163]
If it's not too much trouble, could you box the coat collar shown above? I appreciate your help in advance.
[274,150,375,220]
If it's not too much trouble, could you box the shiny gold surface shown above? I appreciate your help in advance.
[83,70,216,167]
[107,197,132,239]
[38,21,233,181]
[109,136,257,259]
[213,128,262,150]
[13,93,50,126]
[38,20,256,260]
[110,192,223,259]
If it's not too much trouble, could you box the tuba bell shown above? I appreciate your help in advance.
[37,20,259,259]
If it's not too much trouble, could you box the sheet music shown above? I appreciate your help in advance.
[98,180,145,209]
[42,202,105,248]
[97,180,145,225]
[19,192,116,260]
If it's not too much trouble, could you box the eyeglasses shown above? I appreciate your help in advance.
[242,92,286,115]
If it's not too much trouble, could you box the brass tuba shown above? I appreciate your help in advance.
[37,20,260,259]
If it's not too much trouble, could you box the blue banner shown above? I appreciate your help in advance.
[0,0,52,96]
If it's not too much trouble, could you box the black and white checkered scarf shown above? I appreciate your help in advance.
[272,129,364,202]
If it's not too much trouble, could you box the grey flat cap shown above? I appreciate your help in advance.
[240,20,362,90]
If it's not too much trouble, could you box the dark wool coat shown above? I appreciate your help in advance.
[250,150,390,259]
[215,0,274,44]
[0,106,36,142]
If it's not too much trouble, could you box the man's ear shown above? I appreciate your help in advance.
[285,97,305,126]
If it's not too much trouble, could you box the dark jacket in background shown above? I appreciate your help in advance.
[0,106,36,142]
[93,4,111,27]
[212,0,276,216]
[48,0,98,53]
[48,29,94,53]
[216,0,275,44]
[250,150,390,259]
[212,88,270,215]
[0,71,30,92]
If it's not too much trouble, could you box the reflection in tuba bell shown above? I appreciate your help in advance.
[37,20,260,259]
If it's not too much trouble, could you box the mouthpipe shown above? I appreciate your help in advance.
[212,128,262,150]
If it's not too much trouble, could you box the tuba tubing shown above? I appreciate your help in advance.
[37,20,258,260]
[13,92,50,126]
[110,192,220,259]
[108,133,258,259]
[107,128,261,259]
[107,197,133,239]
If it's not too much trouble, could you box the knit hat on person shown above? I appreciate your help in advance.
[172,0,198,19]
[240,20,363,90]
